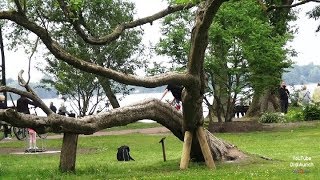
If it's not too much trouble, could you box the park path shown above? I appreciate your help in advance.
[46,127,171,139]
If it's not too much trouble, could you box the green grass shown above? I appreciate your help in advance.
[0,124,319,179]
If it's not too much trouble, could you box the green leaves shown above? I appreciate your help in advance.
[174,0,196,4]
[32,0,144,116]
[69,0,84,10]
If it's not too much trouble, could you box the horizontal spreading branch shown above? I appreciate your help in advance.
[0,98,184,139]
[0,97,241,161]
[0,11,196,88]
[0,85,52,115]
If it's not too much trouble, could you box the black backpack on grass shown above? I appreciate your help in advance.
[117,145,135,161]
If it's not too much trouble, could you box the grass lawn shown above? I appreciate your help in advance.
[0,124,319,179]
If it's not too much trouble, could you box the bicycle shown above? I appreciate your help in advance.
[0,107,48,141]
[12,127,48,140]
[0,122,29,140]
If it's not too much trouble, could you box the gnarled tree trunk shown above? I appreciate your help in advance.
[246,89,279,117]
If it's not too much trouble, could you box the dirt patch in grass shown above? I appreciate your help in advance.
[0,146,97,155]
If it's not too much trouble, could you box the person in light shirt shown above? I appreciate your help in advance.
[298,85,311,106]
[312,83,320,104]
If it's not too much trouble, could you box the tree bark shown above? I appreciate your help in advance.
[59,133,79,172]
[246,89,279,117]
[97,76,120,108]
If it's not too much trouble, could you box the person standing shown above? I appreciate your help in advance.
[0,95,11,139]
[279,81,290,114]
[17,95,38,114]
[58,102,67,115]
[49,102,57,113]
[16,95,39,150]
[312,83,320,105]
[299,85,311,106]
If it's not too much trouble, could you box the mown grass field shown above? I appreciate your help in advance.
[0,122,319,179]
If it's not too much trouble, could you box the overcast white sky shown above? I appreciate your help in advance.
[288,2,320,66]
[2,0,320,82]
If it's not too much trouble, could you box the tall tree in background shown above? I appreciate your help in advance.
[4,0,144,111]
[35,0,144,115]
[156,0,292,122]
[40,61,106,116]
[246,0,295,116]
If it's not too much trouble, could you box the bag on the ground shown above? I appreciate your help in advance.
[117,145,135,161]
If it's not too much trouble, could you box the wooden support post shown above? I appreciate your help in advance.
[180,131,193,170]
[196,127,215,169]
[59,133,79,172]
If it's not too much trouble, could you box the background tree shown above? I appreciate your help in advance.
[246,0,296,116]
[40,61,106,116]
[33,0,145,115]
[283,63,320,84]
[307,3,320,32]
[156,0,292,122]
[11,1,144,111]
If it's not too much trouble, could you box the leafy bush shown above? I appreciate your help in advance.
[302,104,320,121]
[259,112,286,123]
[286,107,304,122]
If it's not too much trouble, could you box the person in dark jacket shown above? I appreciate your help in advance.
[17,95,39,150]
[49,102,57,113]
[160,84,183,110]
[279,81,290,114]
[16,95,38,114]
[0,95,11,139]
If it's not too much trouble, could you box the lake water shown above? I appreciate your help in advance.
[8,83,316,119]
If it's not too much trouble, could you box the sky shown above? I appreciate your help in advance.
[288,2,320,66]
[1,1,320,82]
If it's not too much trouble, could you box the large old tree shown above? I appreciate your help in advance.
[0,0,313,172]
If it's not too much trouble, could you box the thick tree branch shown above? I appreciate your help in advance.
[0,85,52,115]
[57,0,196,45]
[13,0,24,15]
[182,0,226,130]
[0,11,196,88]
[0,98,242,161]
[18,70,53,115]
[0,99,183,138]
[188,0,226,76]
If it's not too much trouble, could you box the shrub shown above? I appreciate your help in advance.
[302,104,320,121]
[286,108,304,122]
[259,112,286,123]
